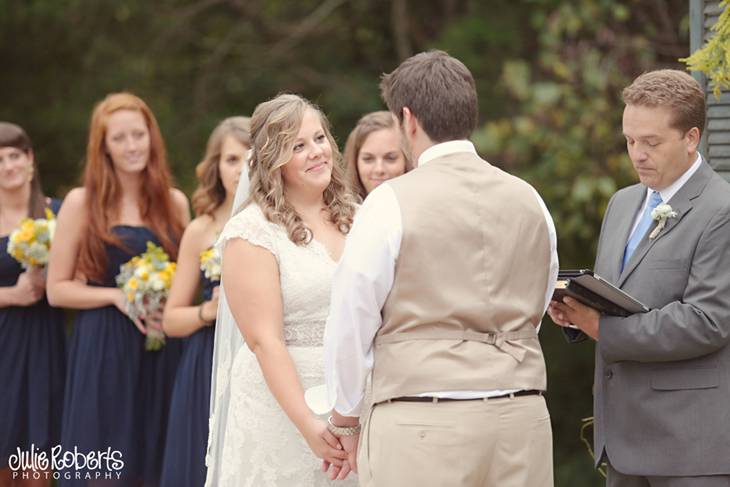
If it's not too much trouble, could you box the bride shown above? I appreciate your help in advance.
[205,94,359,486]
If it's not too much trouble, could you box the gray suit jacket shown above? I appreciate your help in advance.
[591,161,730,476]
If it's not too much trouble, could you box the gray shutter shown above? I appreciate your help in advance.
[690,0,730,180]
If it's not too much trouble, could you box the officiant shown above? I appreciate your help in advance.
[549,70,730,486]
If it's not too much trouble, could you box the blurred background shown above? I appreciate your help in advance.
[0,0,691,484]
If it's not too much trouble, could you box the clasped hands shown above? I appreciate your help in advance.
[303,413,359,481]
[547,296,601,340]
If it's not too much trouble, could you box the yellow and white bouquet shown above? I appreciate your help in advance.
[6,208,56,269]
[116,242,176,351]
[199,246,221,282]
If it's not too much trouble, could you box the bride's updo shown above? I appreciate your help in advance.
[243,93,356,245]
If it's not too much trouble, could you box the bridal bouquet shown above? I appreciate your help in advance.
[6,208,56,269]
[116,242,176,351]
[199,246,221,282]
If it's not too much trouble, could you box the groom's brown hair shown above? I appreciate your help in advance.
[380,50,478,142]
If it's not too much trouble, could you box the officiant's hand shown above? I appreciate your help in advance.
[549,297,600,340]
[302,417,348,468]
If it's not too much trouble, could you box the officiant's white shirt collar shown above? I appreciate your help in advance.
[418,140,476,167]
[651,152,703,204]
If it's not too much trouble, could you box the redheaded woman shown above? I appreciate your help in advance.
[47,93,190,486]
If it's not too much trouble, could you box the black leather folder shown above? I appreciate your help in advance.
[552,269,649,317]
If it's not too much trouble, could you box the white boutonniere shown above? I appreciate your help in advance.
[649,204,678,239]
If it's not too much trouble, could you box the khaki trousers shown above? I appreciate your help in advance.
[357,394,553,487]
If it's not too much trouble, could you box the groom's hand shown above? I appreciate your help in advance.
[339,433,359,473]
[303,418,348,468]
[319,429,353,480]
[321,433,358,480]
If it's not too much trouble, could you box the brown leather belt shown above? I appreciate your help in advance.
[388,390,543,403]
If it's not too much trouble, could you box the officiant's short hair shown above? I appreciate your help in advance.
[622,70,706,136]
[380,50,478,142]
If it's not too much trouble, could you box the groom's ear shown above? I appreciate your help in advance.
[402,107,418,137]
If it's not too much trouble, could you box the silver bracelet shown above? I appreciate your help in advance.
[326,416,361,436]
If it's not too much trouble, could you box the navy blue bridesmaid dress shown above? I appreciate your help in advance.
[0,199,65,470]
[59,226,181,486]
[159,268,217,487]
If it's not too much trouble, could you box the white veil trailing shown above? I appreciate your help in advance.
[204,152,252,485]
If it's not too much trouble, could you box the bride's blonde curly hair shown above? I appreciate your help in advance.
[242,94,356,244]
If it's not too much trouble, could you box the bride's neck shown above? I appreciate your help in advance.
[286,187,326,222]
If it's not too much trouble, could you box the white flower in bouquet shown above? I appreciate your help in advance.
[116,242,177,351]
[199,247,221,282]
[6,208,56,269]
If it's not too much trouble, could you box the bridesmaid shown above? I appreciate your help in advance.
[0,122,65,487]
[343,111,412,201]
[47,93,190,486]
[160,116,250,487]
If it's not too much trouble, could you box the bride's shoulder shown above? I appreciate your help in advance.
[218,203,280,251]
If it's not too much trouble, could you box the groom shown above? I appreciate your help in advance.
[322,50,558,486]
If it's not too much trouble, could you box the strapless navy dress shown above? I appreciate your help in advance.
[0,199,65,469]
[59,226,181,486]
[160,270,217,487]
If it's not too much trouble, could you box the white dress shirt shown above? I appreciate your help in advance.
[627,153,703,240]
[324,140,559,416]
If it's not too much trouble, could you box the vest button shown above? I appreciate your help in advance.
[606,370,613,380]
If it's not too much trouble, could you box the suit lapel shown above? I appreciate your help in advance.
[617,161,712,287]
[602,185,645,284]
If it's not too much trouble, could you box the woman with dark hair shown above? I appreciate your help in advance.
[0,122,65,487]
[343,111,412,201]
[160,116,250,487]
[46,93,190,486]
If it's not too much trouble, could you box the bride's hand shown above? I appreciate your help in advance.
[302,417,348,467]
[323,459,352,481]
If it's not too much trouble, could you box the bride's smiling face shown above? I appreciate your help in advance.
[280,108,333,195]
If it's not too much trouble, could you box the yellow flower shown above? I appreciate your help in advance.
[200,248,214,263]
[128,277,138,290]
[20,220,35,232]
[17,228,35,243]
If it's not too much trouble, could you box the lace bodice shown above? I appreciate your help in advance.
[206,203,357,486]
[218,203,338,347]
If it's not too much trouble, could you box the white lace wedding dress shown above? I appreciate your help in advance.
[205,203,357,487]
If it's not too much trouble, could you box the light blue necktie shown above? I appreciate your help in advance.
[622,191,663,272]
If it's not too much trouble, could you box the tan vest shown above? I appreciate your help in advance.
[371,151,552,404]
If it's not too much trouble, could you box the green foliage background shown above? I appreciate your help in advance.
[0,0,691,484]
[683,0,730,96]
